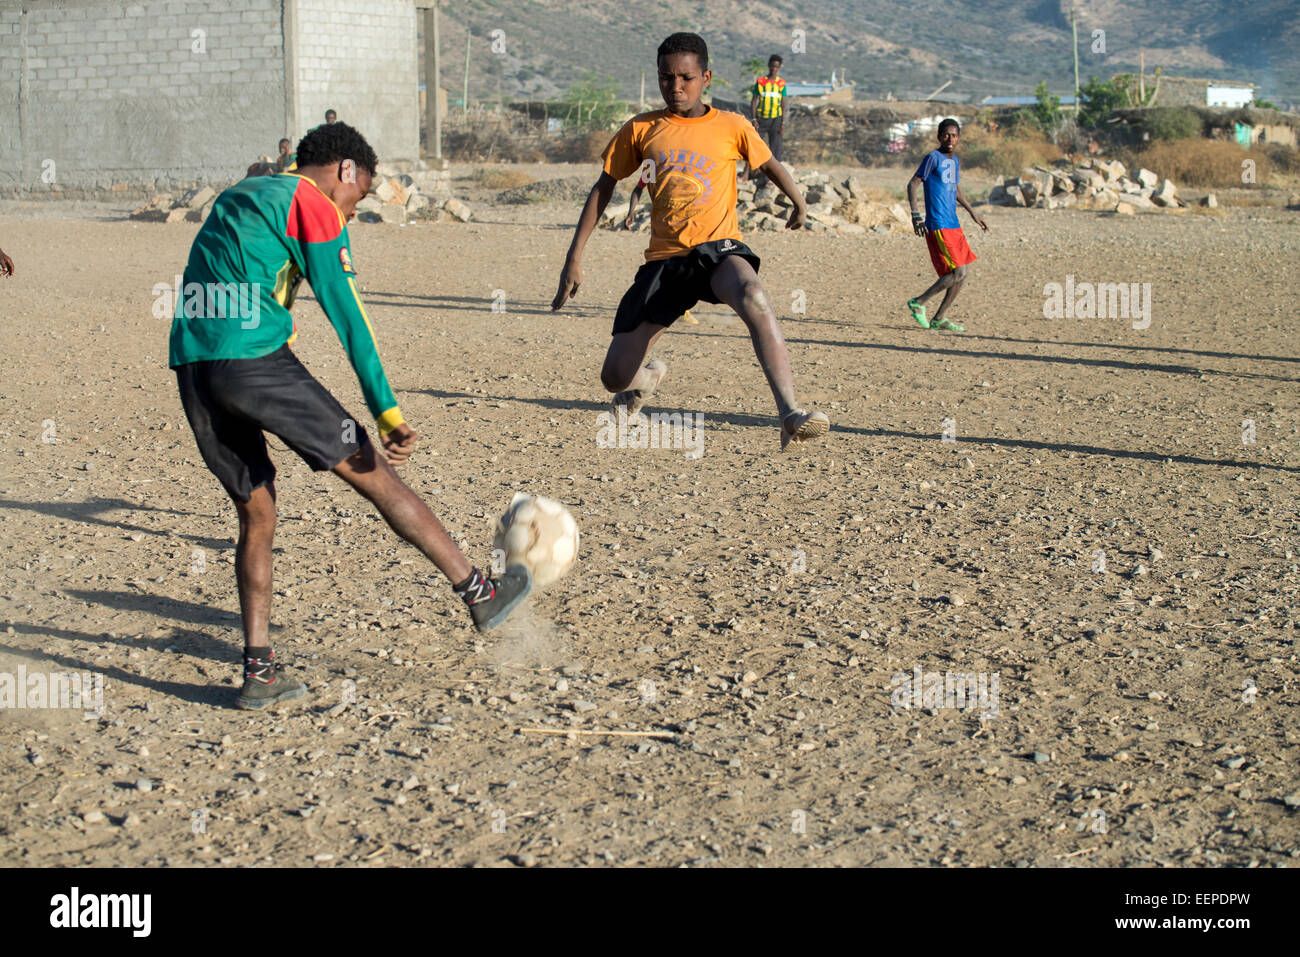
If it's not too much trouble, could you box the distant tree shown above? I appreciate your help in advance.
[1031,81,1062,134]
[1077,76,1127,129]
[1114,67,1163,108]
[560,72,627,130]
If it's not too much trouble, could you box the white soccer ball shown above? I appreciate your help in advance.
[493,492,579,587]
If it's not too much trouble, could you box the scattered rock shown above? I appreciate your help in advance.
[443,198,473,222]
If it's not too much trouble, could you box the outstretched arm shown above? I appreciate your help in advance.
[553,172,618,310]
[756,157,807,230]
[956,185,988,231]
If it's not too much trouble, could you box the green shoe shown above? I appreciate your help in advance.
[932,317,964,332]
[236,651,308,711]
[907,298,929,328]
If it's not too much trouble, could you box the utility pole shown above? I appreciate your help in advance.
[1071,2,1081,108]
[463,31,471,118]
[422,2,442,161]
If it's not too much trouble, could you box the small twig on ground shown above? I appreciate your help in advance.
[518,727,678,740]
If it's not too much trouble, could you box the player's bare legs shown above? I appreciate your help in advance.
[602,322,670,415]
[602,322,669,392]
[708,256,797,418]
[234,482,277,651]
[709,256,827,448]
[331,440,472,584]
[914,264,968,327]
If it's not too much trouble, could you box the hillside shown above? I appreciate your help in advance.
[427,0,1298,106]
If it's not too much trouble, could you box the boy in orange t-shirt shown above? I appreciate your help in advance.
[551,32,828,450]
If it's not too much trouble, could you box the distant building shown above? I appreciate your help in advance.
[979,95,1077,106]
[1158,76,1255,108]
[786,78,854,102]
[1207,85,1255,108]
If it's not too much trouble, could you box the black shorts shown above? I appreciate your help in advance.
[611,239,760,336]
[175,344,369,502]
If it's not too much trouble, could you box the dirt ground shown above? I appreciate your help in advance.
[1,162,1298,868]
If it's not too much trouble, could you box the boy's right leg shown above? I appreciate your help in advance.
[233,481,309,710]
[602,321,670,415]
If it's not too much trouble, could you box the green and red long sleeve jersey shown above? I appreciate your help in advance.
[168,173,404,434]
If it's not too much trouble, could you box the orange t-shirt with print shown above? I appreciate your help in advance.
[602,107,773,262]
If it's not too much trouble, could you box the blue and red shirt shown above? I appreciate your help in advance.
[915,149,961,231]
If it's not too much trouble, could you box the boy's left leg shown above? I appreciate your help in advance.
[331,439,531,631]
[928,265,968,330]
[708,255,828,447]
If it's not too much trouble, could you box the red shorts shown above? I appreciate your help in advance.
[926,227,977,276]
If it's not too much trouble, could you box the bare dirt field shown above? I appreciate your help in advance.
[1,162,1298,867]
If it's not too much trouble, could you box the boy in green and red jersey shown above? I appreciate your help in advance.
[169,122,530,710]
[552,33,827,450]
[275,138,297,172]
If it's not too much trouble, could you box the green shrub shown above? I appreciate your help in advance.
[1134,107,1202,142]
[1078,76,1126,129]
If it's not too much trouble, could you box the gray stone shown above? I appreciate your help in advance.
[443,198,472,222]
[182,186,216,209]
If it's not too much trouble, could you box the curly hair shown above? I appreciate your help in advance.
[657,32,708,71]
[294,122,378,177]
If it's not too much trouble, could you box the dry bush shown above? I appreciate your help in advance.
[1127,139,1283,189]
[470,168,536,189]
[574,130,612,162]
[541,129,614,164]
[854,185,901,204]
[960,129,1063,177]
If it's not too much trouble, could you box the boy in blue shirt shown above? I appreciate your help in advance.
[905,118,988,332]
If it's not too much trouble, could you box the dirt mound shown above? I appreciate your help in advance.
[499,176,594,204]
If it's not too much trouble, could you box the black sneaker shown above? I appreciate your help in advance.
[236,651,308,711]
[462,564,533,631]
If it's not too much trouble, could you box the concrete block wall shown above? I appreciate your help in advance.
[0,0,288,191]
[291,0,418,163]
